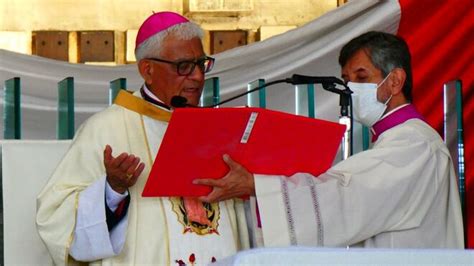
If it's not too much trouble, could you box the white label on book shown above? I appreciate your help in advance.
[241,112,258,143]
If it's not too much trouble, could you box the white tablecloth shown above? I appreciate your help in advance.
[214,247,474,265]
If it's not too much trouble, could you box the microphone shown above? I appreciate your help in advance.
[170,96,191,108]
[170,74,351,108]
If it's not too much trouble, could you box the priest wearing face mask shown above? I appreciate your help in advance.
[195,31,464,248]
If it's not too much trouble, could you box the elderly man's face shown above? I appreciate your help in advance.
[145,35,206,106]
[341,49,391,104]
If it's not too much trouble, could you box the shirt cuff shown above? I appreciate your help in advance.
[105,181,129,212]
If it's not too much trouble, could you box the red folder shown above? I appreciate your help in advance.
[142,107,345,197]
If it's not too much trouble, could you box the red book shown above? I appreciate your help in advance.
[142,107,346,197]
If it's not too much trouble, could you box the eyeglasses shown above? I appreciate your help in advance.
[146,56,215,76]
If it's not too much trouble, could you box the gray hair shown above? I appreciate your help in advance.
[339,31,413,101]
[135,22,204,61]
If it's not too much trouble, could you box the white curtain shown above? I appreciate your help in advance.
[0,0,400,140]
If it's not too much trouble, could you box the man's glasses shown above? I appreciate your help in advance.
[147,56,215,76]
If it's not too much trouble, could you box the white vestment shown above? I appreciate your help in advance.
[253,118,464,248]
[36,91,250,265]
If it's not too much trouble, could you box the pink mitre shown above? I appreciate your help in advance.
[135,11,189,50]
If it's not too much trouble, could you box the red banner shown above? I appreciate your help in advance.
[397,0,474,247]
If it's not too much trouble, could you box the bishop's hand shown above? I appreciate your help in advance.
[194,154,256,203]
[103,144,145,194]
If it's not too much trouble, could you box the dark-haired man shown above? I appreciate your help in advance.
[196,31,464,248]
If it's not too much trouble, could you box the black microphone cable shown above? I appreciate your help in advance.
[171,78,291,108]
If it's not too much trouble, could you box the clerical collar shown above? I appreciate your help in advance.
[140,84,171,110]
[371,104,425,142]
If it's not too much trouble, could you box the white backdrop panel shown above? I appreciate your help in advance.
[1,140,71,265]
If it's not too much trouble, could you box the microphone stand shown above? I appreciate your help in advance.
[321,82,353,159]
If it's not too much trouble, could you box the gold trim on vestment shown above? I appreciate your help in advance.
[114,90,172,122]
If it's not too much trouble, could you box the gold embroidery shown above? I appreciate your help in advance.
[114,90,172,122]
[170,197,220,235]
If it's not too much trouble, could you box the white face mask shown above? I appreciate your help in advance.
[348,73,392,127]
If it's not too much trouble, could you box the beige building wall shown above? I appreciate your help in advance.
[0,0,181,31]
[0,0,339,63]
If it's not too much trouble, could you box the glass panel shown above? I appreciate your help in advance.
[109,78,127,105]
[201,77,220,107]
[247,79,266,108]
[57,77,75,139]
[3,77,21,139]
[443,80,464,212]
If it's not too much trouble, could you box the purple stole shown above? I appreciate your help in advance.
[371,104,426,142]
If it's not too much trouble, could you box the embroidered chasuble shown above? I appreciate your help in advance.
[252,115,464,248]
[36,90,250,265]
